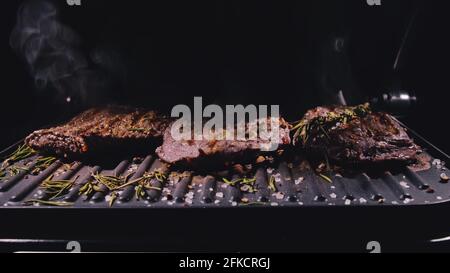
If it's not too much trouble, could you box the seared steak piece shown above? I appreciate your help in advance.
[25,106,171,157]
[292,104,422,164]
[156,118,291,167]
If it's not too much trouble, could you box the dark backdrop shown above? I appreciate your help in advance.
[1,0,449,153]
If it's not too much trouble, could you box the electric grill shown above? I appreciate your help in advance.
[1,127,449,209]
[2,0,450,253]
[0,125,449,252]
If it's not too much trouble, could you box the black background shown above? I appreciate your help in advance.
[0,0,450,254]
[1,0,449,153]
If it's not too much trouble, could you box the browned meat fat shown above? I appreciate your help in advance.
[293,104,422,164]
[25,106,171,156]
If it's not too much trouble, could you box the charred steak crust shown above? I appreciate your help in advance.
[293,104,422,164]
[156,118,291,167]
[25,106,171,156]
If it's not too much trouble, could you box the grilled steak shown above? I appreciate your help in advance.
[156,118,291,167]
[25,106,171,157]
[292,104,422,164]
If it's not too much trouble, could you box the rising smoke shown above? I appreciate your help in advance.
[10,0,114,106]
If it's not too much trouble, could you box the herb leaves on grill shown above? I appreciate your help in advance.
[292,104,422,165]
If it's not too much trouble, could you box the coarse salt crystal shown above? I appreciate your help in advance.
[403,198,413,204]
[295,177,304,185]
[270,202,279,207]
[275,192,284,200]
[330,193,337,199]
[359,198,367,204]
[399,181,410,189]
[344,199,352,206]
[231,201,238,207]
[215,192,224,198]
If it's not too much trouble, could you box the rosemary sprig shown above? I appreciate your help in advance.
[318,173,333,184]
[128,127,147,133]
[222,177,256,186]
[24,199,74,207]
[268,176,277,192]
[1,144,36,169]
[82,170,166,205]
[79,180,105,196]
[91,172,135,191]
[0,144,56,177]
[32,156,57,174]
[8,166,29,176]
[291,103,371,146]
[79,181,94,196]
[40,175,77,200]
[0,165,29,181]
[153,170,167,182]
[135,184,145,200]
[109,192,118,207]
[223,177,257,193]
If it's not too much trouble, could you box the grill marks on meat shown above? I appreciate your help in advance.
[156,118,291,167]
[294,105,422,164]
[25,106,171,156]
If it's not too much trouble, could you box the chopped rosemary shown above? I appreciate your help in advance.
[222,177,256,186]
[291,103,371,145]
[79,181,95,196]
[109,192,118,207]
[91,172,130,191]
[268,176,277,192]
[128,127,147,132]
[318,173,333,184]
[24,199,74,207]
[135,184,145,200]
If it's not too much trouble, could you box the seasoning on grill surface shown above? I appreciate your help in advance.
[156,118,291,167]
[25,106,171,157]
[292,104,422,165]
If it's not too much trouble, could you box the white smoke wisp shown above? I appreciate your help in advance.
[10,0,110,106]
